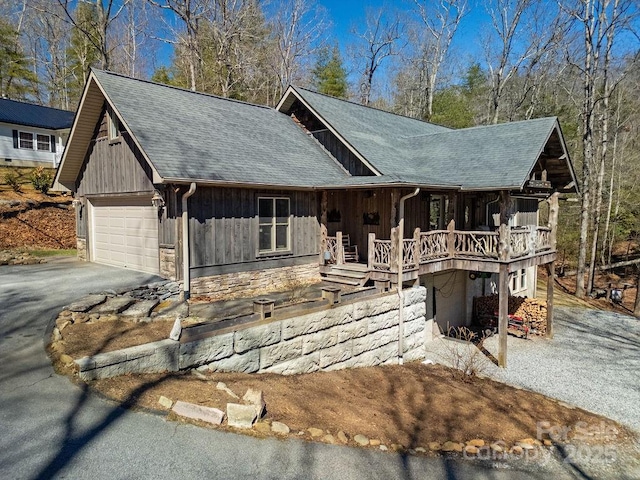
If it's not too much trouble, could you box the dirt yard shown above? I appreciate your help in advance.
[83,363,632,452]
[0,168,75,250]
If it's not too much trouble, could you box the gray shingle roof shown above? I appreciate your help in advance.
[0,98,74,130]
[289,87,562,190]
[292,87,450,175]
[396,117,559,189]
[92,70,348,187]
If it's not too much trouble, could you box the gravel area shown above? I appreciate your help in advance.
[480,307,640,433]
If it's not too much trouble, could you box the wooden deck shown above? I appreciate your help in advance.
[323,221,555,284]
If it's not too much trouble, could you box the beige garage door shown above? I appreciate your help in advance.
[89,197,159,274]
[433,271,467,330]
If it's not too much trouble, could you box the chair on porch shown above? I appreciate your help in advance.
[342,234,359,262]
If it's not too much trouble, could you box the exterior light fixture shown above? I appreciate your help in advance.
[71,197,84,209]
[151,190,165,210]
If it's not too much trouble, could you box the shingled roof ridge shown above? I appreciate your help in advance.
[0,97,73,114]
[92,68,275,111]
[292,85,451,129]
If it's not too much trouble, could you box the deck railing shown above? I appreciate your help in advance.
[325,235,339,264]
[367,221,554,272]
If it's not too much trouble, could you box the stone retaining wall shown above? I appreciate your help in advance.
[76,286,429,380]
[190,262,321,300]
[159,247,176,280]
[77,237,87,262]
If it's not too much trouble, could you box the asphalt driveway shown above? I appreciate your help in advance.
[0,258,637,479]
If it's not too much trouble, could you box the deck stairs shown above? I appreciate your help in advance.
[320,263,370,287]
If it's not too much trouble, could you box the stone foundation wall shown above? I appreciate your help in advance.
[75,287,429,379]
[160,247,176,280]
[190,262,321,300]
[77,237,87,262]
[189,286,428,375]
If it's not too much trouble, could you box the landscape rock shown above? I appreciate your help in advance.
[354,434,370,446]
[511,446,524,455]
[254,422,271,433]
[379,445,388,451]
[464,445,478,455]
[52,327,62,342]
[428,442,441,451]
[242,388,266,418]
[415,447,426,453]
[490,443,504,453]
[121,299,159,318]
[543,439,552,446]
[172,401,225,425]
[227,403,257,429]
[322,434,336,444]
[216,382,239,399]
[66,295,106,313]
[271,421,290,435]
[72,312,89,323]
[467,439,485,447]
[158,396,173,409]
[307,427,324,438]
[92,296,134,315]
[191,369,207,380]
[390,444,405,452]
[441,441,463,452]
[59,354,74,365]
[169,315,182,341]
[369,439,381,446]
[337,431,348,444]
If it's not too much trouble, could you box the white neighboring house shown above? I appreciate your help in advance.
[0,98,74,168]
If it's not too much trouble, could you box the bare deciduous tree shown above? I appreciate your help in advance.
[351,8,403,106]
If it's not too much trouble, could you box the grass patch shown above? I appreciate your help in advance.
[24,249,76,257]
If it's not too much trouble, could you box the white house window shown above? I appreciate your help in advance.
[37,134,51,151]
[108,108,121,140]
[510,268,527,294]
[19,132,34,149]
[258,197,290,253]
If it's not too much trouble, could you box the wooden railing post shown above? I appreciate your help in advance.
[319,190,328,265]
[336,231,344,265]
[547,192,559,250]
[390,227,399,273]
[527,225,537,256]
[498,224,510,261]
[368,233,375,270]
[447,219,456,258]
[413,227,421,268]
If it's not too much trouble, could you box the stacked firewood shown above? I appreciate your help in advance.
[474,295,548,336]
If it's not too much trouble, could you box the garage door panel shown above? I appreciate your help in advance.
[90,198,159,274]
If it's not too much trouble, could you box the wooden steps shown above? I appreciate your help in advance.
[321,263,370,287]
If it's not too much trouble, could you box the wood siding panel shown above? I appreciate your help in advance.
[188,187,319,269]
[76,131,154,197]
[312,130,374,176]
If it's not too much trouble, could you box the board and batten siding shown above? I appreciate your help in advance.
[75,107,154,197]
[188,187,320,277]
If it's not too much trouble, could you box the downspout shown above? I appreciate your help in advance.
[397,187,420,364]
[181,182,196,301]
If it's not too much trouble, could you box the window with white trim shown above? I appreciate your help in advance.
[258,197,290,253]
[510,268,527,294]
[36,134,51,151]
[19,131,34,149]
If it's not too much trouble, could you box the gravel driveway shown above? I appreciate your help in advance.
[482,307,640,433]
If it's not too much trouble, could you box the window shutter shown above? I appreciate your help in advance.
[50,135,56,153]
[12,130,18,148]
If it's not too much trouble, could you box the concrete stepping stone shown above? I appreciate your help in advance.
[121,299,159,318]
[66,295,106,313]
[92,296,135,315]
[172,401,225,425]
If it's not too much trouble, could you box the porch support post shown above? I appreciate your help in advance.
[336,231,344,265]
[547,191,559,249]
[546,261,555,338]
[390,189,400,227]
[368,233,375,270]
[319,190,328,265]
[498,263,509,367]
